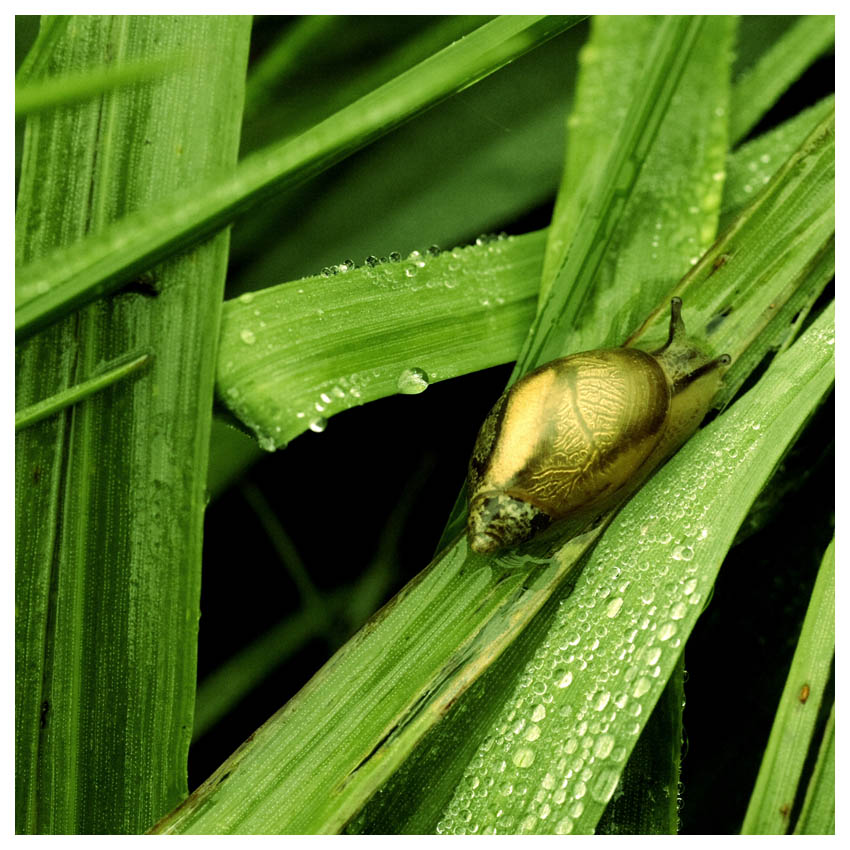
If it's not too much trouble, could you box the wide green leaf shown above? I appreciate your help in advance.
[15,15,251,833]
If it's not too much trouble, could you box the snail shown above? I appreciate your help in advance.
[466,298,730,554]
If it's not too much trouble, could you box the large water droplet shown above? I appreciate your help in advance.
[309,417,327,433]
[554,817,573,834]
[590,768,620,804]
[606,597,623,618]
[593,734,615,759]
[397,367,429,395]
[556,670,573,689]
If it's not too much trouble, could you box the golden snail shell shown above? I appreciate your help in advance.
[467,298,730,554]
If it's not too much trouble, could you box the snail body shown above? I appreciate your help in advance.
[467,298,730,554]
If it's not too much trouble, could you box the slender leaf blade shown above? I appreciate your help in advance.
[741,537,835,834]
[793,702,835,835]
[730,15,833,145]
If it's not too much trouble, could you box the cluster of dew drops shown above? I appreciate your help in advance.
[239,234,514,446]
[432,421,765,835]
[317,232,512,295]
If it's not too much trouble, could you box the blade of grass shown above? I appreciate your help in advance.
[15,53,189,116]
[721,94,834,228]
[15,15,583,340]
[217,231,544,450]
[741,537,834,834]
[15,351,151,431]
[729,14,833,145]
[793,702,835,835]
[15,15,251,833]
[522,15,707,371]
[232,20,580,291]
[242,15,491,144]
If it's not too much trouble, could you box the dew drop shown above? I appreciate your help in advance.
[590,768,620,804]
[633,677,651,698]
[519,814,537,832]
[593,734,615,759]
[605,597,623,618]
[238,291,255,304]
[556,670,573,689]
[554,817,573,835]
[658,622,677,641]
[309,417,327,433]
[240,329,256,345]
[512,748,535,768]
[593,690,611,712]
[670,601,687,620]
[525,724,541,742]
[645,647,662,666]
[397,367,430,395]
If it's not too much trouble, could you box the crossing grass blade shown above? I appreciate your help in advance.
[15,15,583,340]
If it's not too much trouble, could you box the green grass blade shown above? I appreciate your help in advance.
[15,352,151,431]
[541,16,727,320]
[721,94,834,228]
[523,16,711,371]
[730,15,833,145]
[15,16,583,340]
[741,537,835,834]
[231,14,563,291]
[15,54,188,116]
[15,15,251,833]
[793,702,835,835]
[242,15,491,138]
[217,232,544,450]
